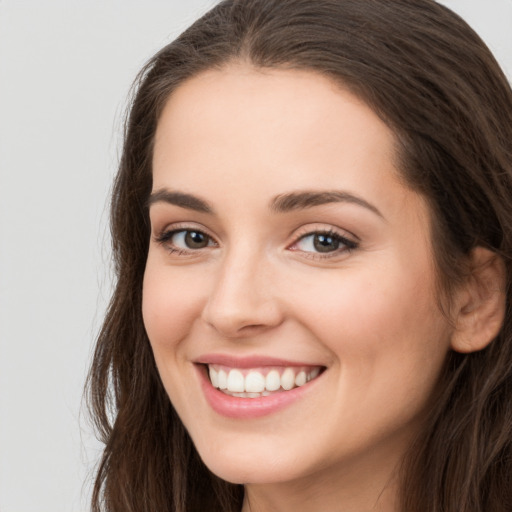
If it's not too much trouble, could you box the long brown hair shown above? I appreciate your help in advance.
[87,1,512,510]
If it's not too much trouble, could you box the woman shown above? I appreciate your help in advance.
[87,1,512,511]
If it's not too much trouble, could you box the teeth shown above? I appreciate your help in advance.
[265,370,281,391]
[227,369,245,392]
[209,366,219,388]
[207,365,322,396]
[229,392,264,398]
[295,371,306,387]
[281,368,295,390]
[245,371,266,393]
[218,369,228,390]
[309,367,320,380]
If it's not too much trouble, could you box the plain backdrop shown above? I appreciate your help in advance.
[0,1,510,511]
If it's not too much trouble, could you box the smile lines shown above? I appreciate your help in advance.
[208,365,322,398]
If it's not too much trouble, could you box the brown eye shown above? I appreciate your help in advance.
[156,229,215,252]
[312,233,340,253]
[184,230,210,249]
[292,230,358,257]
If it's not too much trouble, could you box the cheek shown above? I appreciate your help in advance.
[296,272,450,453]
[321,250,445,335]
[289,258,451,393]
[141,260,209,411]
[141,259,206,355]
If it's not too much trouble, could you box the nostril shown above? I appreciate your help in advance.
[202,299,284,338]
[205,320,269,339]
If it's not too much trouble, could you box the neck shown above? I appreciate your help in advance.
[242,473,398,512]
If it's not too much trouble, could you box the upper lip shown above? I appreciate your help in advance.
[194,353,325,369]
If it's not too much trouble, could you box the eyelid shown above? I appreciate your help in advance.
[291,223,359,242]
[153,221,217,240]
[153,222,219,254]
[287,224,359,259]
[152,221,358,259]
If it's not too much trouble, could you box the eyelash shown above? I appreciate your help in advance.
[154,226,359,259]
[154,227,217,256]
[290,229,358,259]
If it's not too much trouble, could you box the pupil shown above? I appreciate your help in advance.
[313,234,339,253]
[185,231,208,248]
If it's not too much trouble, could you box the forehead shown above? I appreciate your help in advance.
[152,64,424,224]
[154,65,394,151]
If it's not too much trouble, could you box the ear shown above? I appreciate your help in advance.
[450,247,506,354]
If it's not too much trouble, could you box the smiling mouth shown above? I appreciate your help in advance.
[206,364,324,398]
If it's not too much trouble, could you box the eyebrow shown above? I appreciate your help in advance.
[147,189,213,214]
[270,190,384,218]
[147,188,383,219]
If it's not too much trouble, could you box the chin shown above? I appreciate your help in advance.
[192,434,306,485]
[202,458,297,485]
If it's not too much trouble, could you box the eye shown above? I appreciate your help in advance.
[291,230,358,256]
[155,228,216,253]
[174,230,211,249]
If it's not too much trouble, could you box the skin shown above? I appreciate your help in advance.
[143,65,458,512]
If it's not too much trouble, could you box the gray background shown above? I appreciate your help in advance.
[0,1,510,511]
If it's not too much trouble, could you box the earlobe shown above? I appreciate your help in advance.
[450,247,507,354]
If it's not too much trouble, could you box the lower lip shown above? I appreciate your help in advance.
[197,365,321,419]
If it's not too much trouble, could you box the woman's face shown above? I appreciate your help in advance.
[143,66,455,488]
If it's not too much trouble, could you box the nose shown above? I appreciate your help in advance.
[201,248,284,338]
